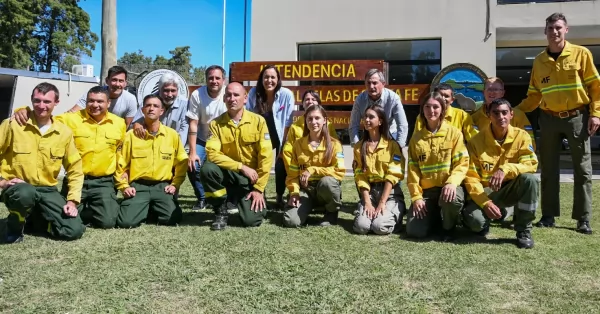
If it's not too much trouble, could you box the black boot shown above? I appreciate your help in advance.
[576,220,593,235]
[534,216,555,228]
[516,231,534,249]
[192,199,206,211]
[441,228,455,242]
[320,211,338,227]
[210,204,228,231]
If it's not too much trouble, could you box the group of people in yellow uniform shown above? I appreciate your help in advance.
[1,13,598,250]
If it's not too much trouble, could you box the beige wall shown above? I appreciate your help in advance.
[11,76,97,115]
[251,0,600,77]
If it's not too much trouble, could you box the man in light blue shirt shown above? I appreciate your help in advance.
[130,72,189,144]
[69,65,138,127]
[348,69,409,148]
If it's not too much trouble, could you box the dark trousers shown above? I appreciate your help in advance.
[2,183,85,240]
[538,109,592,221]
[62,175,119,229]
[200,161,266,227]
[117,181,182,228]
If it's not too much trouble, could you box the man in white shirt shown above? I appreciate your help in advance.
[186,65,228,211]
[68,65,138,127]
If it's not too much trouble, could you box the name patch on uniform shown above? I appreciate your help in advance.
[161,153,172,160]
[529,144,534,152]
[264,133,270,140]
[336,152,344,158]
[393,154,402,162]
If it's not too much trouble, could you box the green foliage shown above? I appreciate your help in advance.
[118,46,209,86]
[59,54,80,73]
[0,0,37,69]
[0,0,97,72]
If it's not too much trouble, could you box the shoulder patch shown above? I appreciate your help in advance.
[264,133,270,140]
[336,152,344,158]
[529,144,534,152]
[393,154,402,162]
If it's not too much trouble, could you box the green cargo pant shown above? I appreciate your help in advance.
[353,182,405,235]
[406,186,465,238]
[283,176,342,227]
[116,181,182,228]
[62,175,119,229]
[463,173,539,233]
[539,109,592,221]
[200,161,266,227]
[2,183,85,240]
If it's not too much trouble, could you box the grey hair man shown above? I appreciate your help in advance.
[348,69,409,148]
[130,72,189,144]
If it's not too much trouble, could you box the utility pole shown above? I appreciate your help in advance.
[222,0,226,68]
[100,0,117,84]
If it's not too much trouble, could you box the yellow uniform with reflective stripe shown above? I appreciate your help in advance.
[464,125,538,207]
[286,136,344,195]
[205,109,273,193]
[415,106,478,142]
[517,41,600,118]
[282,116,338,172]
[0,117,83,203]
[471,105,536,150]
[115,124,188,191]
[407,123,469,202]
[353,136,404,191]
[55,110,126,177]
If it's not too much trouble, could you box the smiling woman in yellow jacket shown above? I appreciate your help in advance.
[406,92,469,241]
[282,90,338,173]
[284,105,345,227]
[352,104,406,235]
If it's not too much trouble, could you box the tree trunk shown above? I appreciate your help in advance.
[101,0,117,84]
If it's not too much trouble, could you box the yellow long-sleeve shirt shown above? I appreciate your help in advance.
[415,106,478,142]
[286,136,345,195]
[471,105,536,150]
[353,136,404,191]
[115,123,188,191]
[282,116,338,172]
[517,41,600,118]
[17,107,126,177]
[56,110,126,177]
[0,117,83,203]
[407,122,469,201]
[464,124,538,207]
[205,109,273,193]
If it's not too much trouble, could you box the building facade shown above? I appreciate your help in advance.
[250,0,600,132]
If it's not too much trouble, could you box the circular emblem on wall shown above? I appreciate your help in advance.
[431,63,487,112]
[137,69,189,108]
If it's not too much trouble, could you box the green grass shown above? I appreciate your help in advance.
[1,178,600,313]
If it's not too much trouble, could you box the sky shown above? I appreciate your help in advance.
[78,0,252,77]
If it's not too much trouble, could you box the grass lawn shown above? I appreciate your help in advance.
[1,178,600,313]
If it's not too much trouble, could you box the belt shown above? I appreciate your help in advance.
[84,174,112,180]
[197,139,206,147]
[542,105,586,119]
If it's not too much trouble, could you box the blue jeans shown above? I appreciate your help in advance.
[187,143,207,201]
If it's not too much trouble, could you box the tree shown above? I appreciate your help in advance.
[0,0,37,69]
[191,66,208,85]
[30,0,98,72]
[59,54,80,73]
[118,49,152,65]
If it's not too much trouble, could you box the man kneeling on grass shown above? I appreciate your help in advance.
[115,95,188,228]
[200,82,273,231]
[463,98,539,249]
[1,83,85,243]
